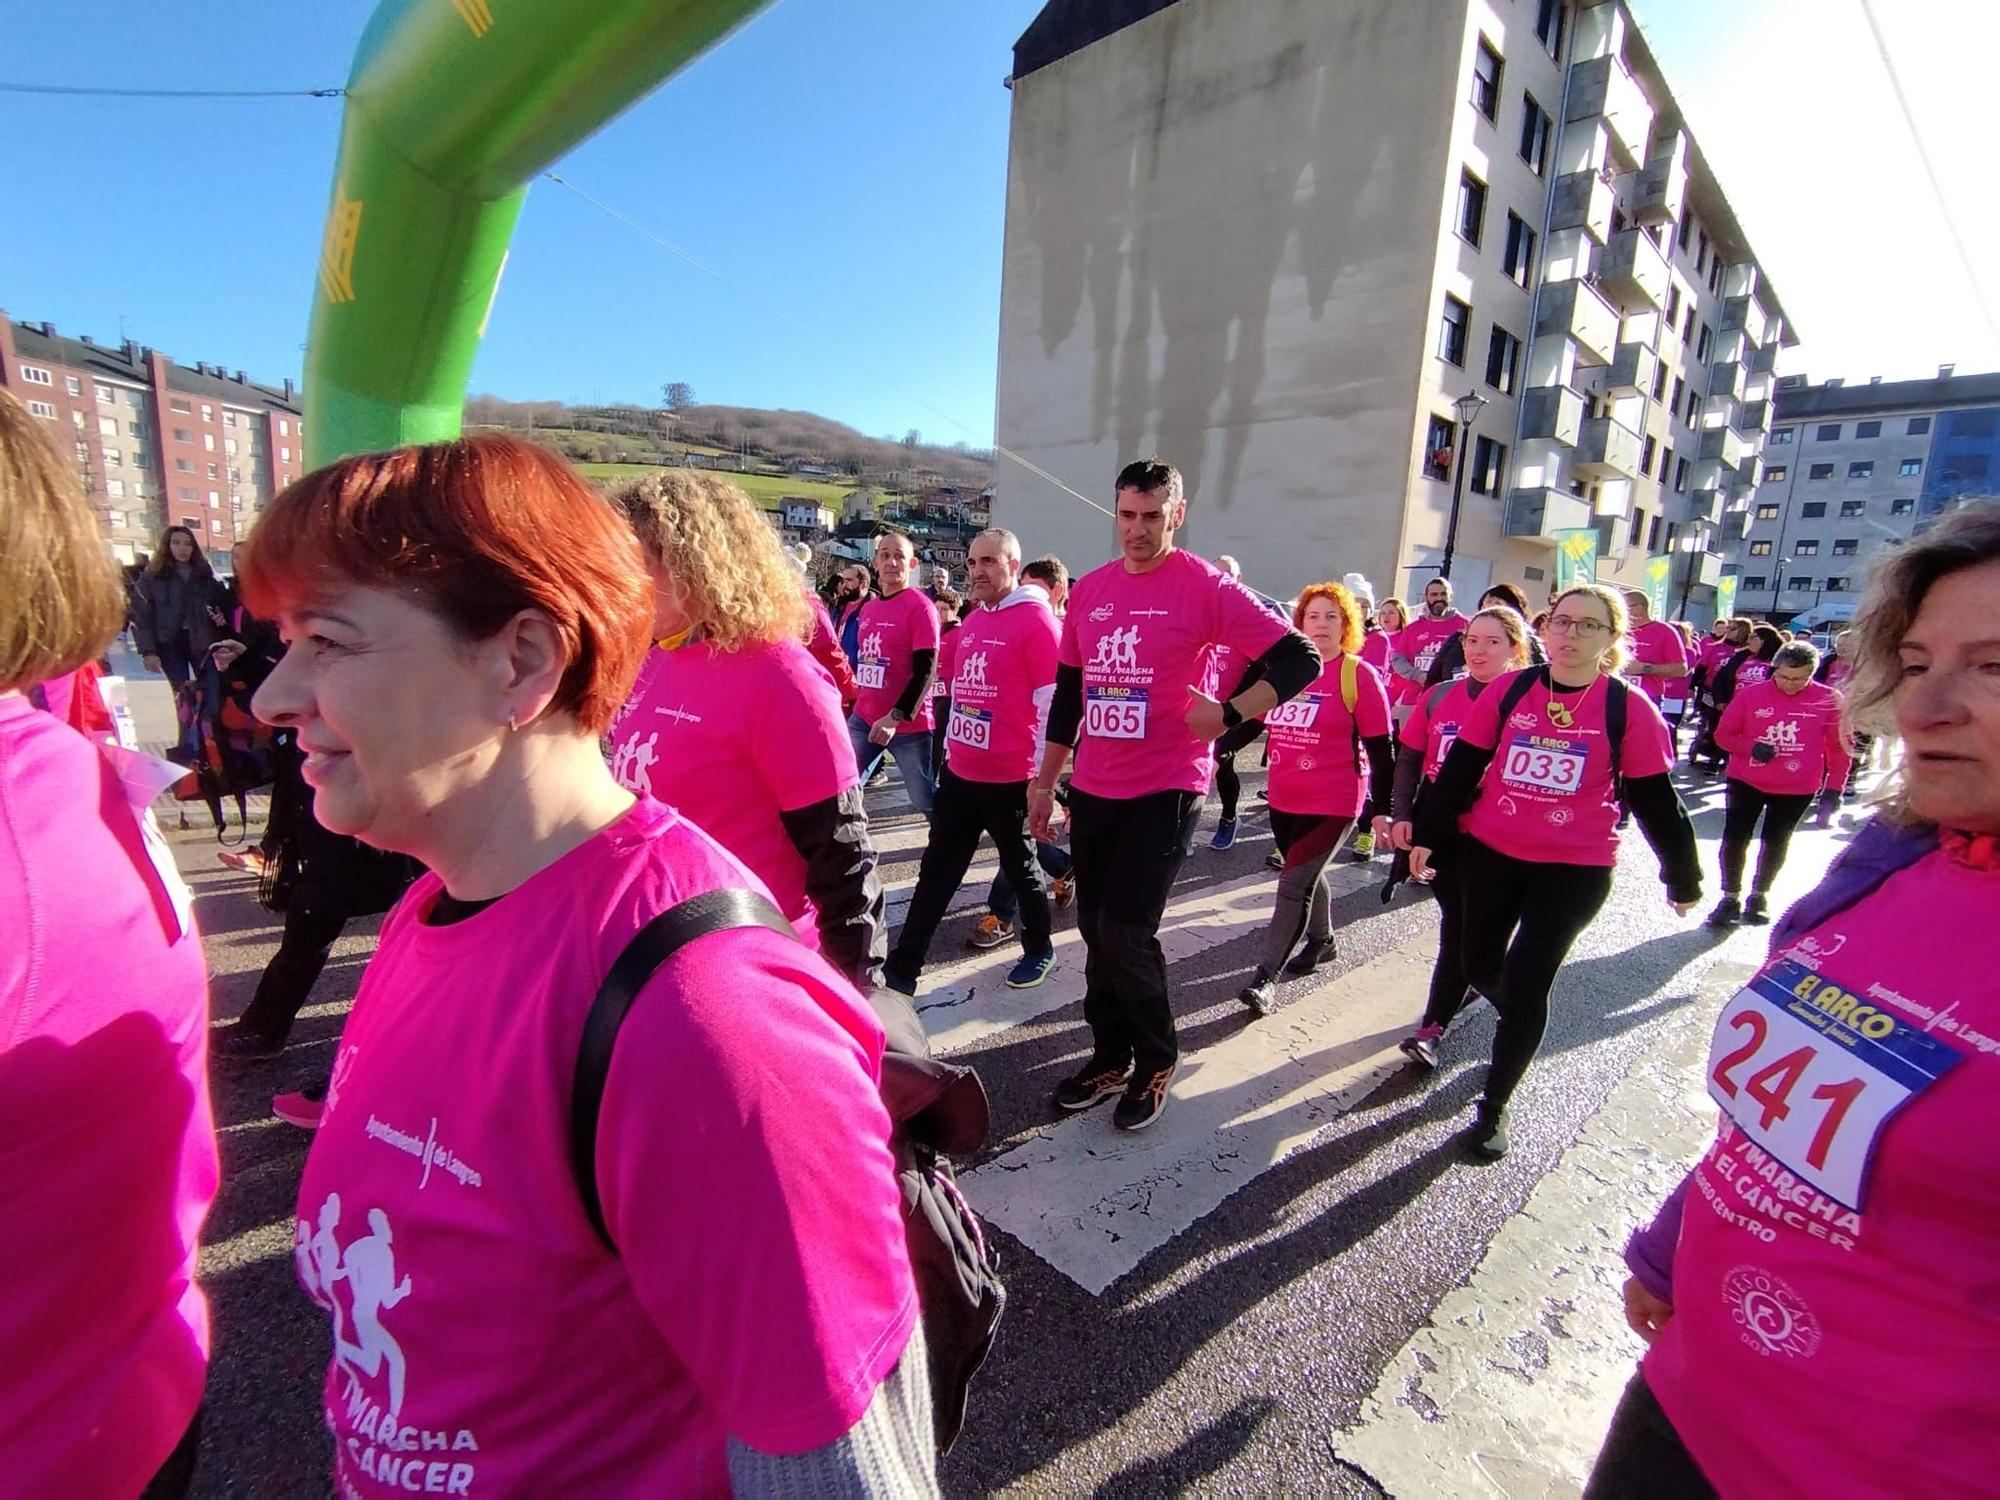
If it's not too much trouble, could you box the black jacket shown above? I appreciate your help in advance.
[132,566,225,657]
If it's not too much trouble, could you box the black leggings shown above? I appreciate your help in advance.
[1212,720,1263,823]
[1419,843,1473,1029]
[1585,1374,1717,1499]
[1719,779,1813,895]
[236,902,348,1043]
[1456,837,1613,1112]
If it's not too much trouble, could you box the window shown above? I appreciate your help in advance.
[1795,539,1819,556]
[107,510,126,528]
[279,418,291,436]
[1816,423,1842,441]
[203,433,215,452]
[172,427,191,443]
[1682,306,1697,344]
[170,399,191,414]
[75,442,89,465]
[1756,503,1781,520]
[132,449,148,467]
[1772,427,1795,445]
[201,404,212,421]
[106,478,125,498]
[1438,296,1471,365]
[206,463,219,480]
[1825,576,1852,592]
[18,364,52,386]
[103,448,121,467]
[27,400,56,419]
[1665,284,1681,324]
[1801,502,1827,518]
[128,420,144,437]
[225,438,239,457]
[1672,375,1686,412]
[1535,0,1567,58]
[1457,171,1487,247]
[1907,416,1931,436]
[1840,499,1865,517]
[280,445,293,463]
[178,491,195,506]
[1485,326,1521,394]
[1750,541,1773,556]
[1687,389,1703,426]
[1856,420,1881,439]
[1899,457,1922,476]
[1648,514,1664,551]
[1470,435,1508,495]
[1891,496,1915,516]
[1471,37,1503,120]
[1764,466,1788,483]
[1833,538,1859,555]
[1423,414,1456,481]
[1674,456,1689,492]
[175,458,192,473]
[1502,213,1537,286]
[1707,259,1723,295]
[1626,509,1646,545]
[1640,434,1658,477]
[1789,576,1816,591]
[65,375,81,397]
[1651,362,1668,400]
[1677,206,1694,254]
[1847,461,1873,478]
[1808,463,1834,480]
[1743,575,1767,591]
[208,491,221,507]
[222,412,236,428]
[1696,324,1713,364]
[98,416,117,437]
[1519,93,1552,175]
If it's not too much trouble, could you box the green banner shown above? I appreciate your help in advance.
[1715,573,1739,621]
[1645,554,1673,619]
[1554,528,1599,591]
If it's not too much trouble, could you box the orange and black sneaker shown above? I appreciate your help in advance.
[1112,1065,1176,1131]
[1051,872,1077,911]
[967,914,1015,950]
[1052,1059,1133,1112]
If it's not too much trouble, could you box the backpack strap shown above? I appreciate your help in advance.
[1605,673,1630,795]
[571,887,796,1249]
[1340,653,1362,768]
[1421,679,1457,720]
[1495,664,1549,725]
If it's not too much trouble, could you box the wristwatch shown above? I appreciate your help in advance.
[1220,700,1244,730]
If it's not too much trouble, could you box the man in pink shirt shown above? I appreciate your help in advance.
[849,530,942,818]
[885,528,1062,994]
[1389,577,1469,718]
[1029,459,1321,1130]
[1620,589,1694,706]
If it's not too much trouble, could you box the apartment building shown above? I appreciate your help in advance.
[0,312,306,568]
[993,0,1793,614]
[1724,365,2000,626]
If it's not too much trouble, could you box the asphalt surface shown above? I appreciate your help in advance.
[160,711,1870,1498]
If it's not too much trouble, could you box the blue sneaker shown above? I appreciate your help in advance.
[1210,816,1239,851]
[881,969,917,998]
[1005,950,1057,990]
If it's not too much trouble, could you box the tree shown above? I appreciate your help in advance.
[903,428,922,449]
[662,381,696,413]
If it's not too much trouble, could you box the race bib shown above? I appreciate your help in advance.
[947,704,992,751]
[1499,733,1587,795]
[1706,956,1965,1210]
[1415,643,1441,672]
[1265,695,1320,731]
[1084,684,1148,740]
[855,659,887,691]
[1432,726,1460,767]
[1662,695,1688,715]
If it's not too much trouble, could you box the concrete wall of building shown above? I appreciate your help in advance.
[994,0,1469,598]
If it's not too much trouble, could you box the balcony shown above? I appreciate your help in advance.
[1607,340,1657,397]
[1699,426,1751,470]
[1708,362,1745,403]
[1721,508,1750,544]
[1721,295,1769,348]
[1694,552,1724,588]
[1687,489,1724,526]
[1520,385,1586,446]
[1750,342,1781,375]
[1536,278,1621,366]
[1735,455,1762,490]
[1566,54,1655,168]
[1503,487,1593,544]
[1702,394,1739,433]
[1576,416,1643,478]
[1551,169,1616,245]
[1597,227,1671,313]
[1593,515,1633,561]
[1737,399,1772,435]
[1633,131,1689,226]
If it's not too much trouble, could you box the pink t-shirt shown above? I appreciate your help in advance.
[297,797,917,1497]
[1736,656,1774,690]
[1645,849,2000,1498]
[1061,550,1292,798]
[852,588,942,734]
[1399,673,1494,781]
[1265,656,1392,817]
[1699,636,1735,675]
[1392,612,1468,699]
[606,638,855,947]
[1715,678,1853,797]
[0,695,218,1496]
[944,590,1060,783]
[1455,668,1675,865]
[1629,619,1694,704]
[933,623,960,717]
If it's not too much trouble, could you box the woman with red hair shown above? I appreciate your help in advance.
[239,435,932,1496]
[1237,581,1394,1016]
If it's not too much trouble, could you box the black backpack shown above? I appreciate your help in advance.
[568,887,1004,1455]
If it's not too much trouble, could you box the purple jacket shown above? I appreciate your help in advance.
[1623,815,1940,1301]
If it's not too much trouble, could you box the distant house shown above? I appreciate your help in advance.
[779,498,836,535]
[786,457,837,479]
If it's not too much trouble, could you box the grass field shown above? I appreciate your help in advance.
[573,462,859,509]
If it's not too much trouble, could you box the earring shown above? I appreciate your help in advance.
[507,709,518,733]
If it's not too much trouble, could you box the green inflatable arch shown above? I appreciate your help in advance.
[303,0,771,469]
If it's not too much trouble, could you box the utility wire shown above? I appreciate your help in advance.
[542,170,1111,518]
[0,82,343,99]
[1856,0,2000,349]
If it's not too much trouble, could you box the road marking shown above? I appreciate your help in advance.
[963,935,1435,1294]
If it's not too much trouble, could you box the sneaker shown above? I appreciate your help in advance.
[1742,893,1772,926]
[1005,950,1057,989]
[1238,969,1276,1017]
[1052,1060,1133,1112]
[881,968,918,998]
[273,1082,327,1131]
[1706,895,1742,928]
[1349,831,1376,861]
[1398,1023,1445,1072]
[966,914,1015,950]
[1284,934,1336,977]
[866,764,890,790]
[1264,850,1284,872]
[1112,1066,1175,1131]
[1467,1099,1509,1160]
[1051,871,1077,910]
[1210,817,1239,851]
[218,847,270,876]
[213,1020,286,1059]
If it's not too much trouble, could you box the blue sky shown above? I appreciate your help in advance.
[3,1,1995,445]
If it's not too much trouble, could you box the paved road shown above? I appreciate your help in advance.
[149,674,1870,1498]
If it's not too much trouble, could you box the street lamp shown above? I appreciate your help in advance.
[1673,523,1709,622]
[1438,388,1489,581]
[1770,554,1791,620]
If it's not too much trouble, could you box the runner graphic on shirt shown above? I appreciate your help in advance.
[307,1197,414,1423]
[610,730,660,796]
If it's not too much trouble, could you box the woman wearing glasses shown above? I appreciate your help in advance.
[1409,584,1700,1158]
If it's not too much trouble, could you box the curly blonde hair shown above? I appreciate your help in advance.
[1292,581,1365,656]
[613,471,809,651]
[1551,583,1630,676]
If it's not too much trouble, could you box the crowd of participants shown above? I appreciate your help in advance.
[3,389,1994,1497]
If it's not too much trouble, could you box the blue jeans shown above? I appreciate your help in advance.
[989,840,1071,924]
[849,714,936,818]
